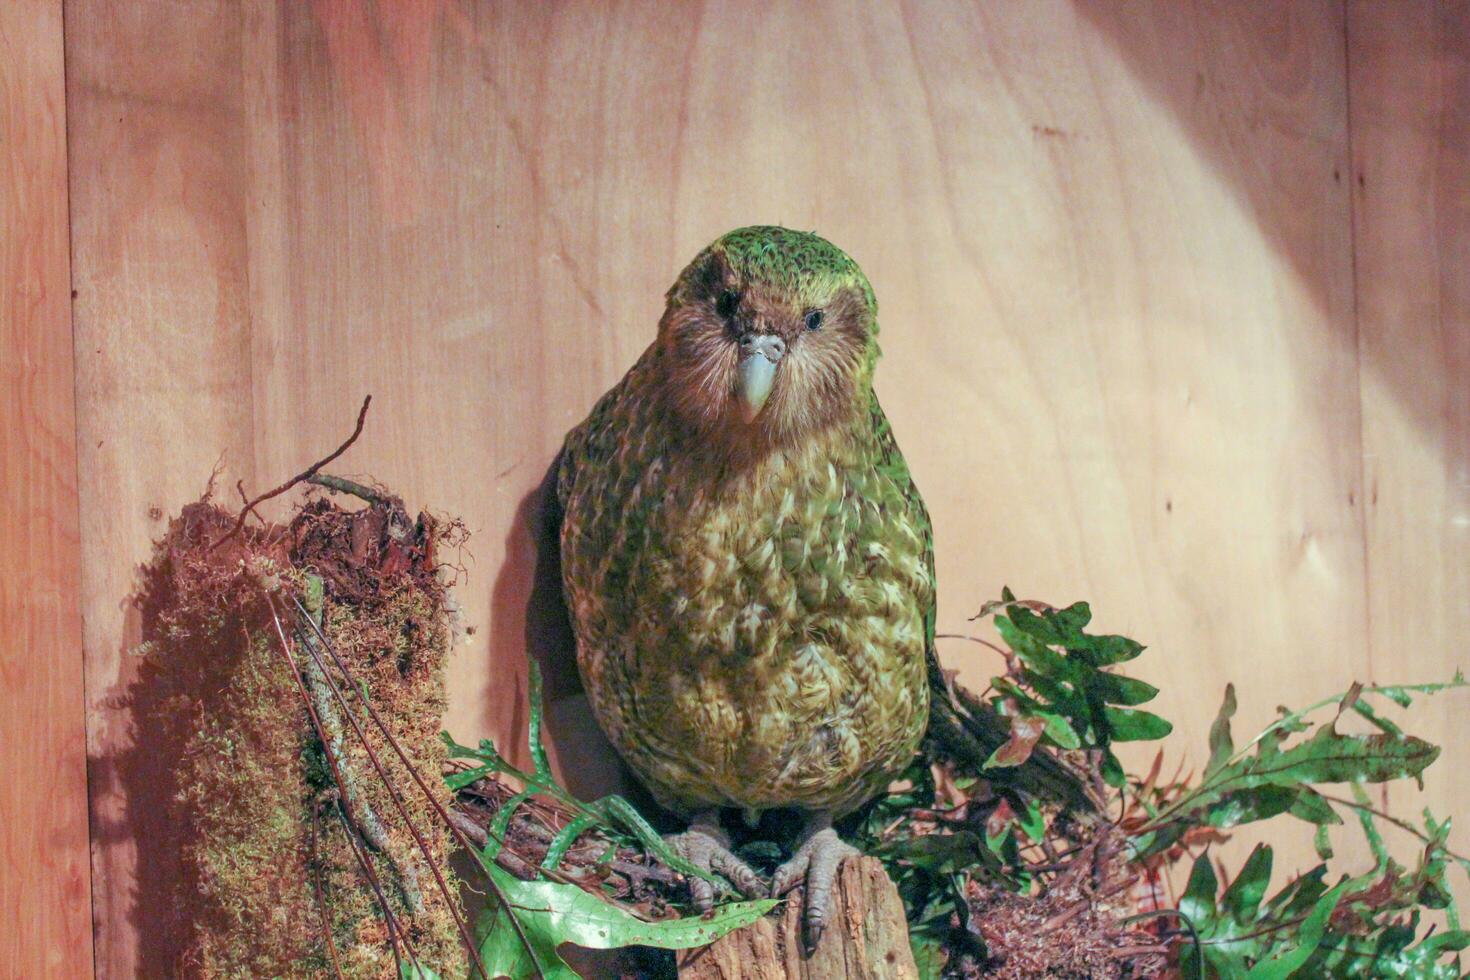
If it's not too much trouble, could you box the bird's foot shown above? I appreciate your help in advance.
[771,814,860,952]
[666,811,767,910]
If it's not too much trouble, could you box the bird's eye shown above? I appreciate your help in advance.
[804,309,825,331]
[716,290,740,318]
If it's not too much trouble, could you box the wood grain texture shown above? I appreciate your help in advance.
[1347,0,1470,863]
[61,1,1469,971]
[66,2,258,972]
[678,857,917,980]
[0,0,95,974]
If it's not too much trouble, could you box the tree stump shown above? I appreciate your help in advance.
[676,857,918,980]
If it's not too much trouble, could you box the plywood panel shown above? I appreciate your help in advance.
[73,0,1470,968]
[66,2,258,972]
[1347,0,1470,861]
[0,0,95,973]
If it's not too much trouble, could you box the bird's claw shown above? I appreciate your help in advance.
[771,825,859,952]
[666,819,767,911]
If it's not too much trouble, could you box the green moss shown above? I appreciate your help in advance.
[134,498,466,978]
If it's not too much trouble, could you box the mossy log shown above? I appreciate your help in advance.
[134,489,467,978]
[677,857,918,980]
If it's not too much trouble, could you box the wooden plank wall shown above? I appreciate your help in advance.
[0,0,96,975]
[1,0,1462,972]
[1347,0,1470,854]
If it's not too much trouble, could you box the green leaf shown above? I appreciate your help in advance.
[1090,671,1160,706]
[1241,876,1354,979]
[1179,852,1219,931]
[910,931,948,980]
[1084,632,1146,666]
[1222,844,1273,927]
[593,795,723,887]
[1035,709,1081,749]
[526,661,552,780]
[984,714,1046,768]
[1103,706,1173,742]
[1202,787,1298,829]
[445,763,497,792]
[1208,684,1238,777]
[542,812,598,871]
[1286,787,1341,827]
[484,789,535,860]
[475,857,775,980]
[1313,823,1333,861]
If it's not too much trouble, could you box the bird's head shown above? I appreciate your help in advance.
[656,226,879,451]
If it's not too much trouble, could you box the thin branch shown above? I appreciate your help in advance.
[306,473,385,505]
[309,802,347,980]
[1313,791,1470,864]
[336,796,420,975]
[299,583,423,913]
[274,599,494,980]
[264,609,414,973]
[210,395,372,551]
[290,597,545,979]
[936,632,1012,658]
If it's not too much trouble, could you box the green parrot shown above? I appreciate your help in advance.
[556,226,957,947]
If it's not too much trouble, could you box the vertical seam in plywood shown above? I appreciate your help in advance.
[1341,0,1375,692]
[57,0,98,974]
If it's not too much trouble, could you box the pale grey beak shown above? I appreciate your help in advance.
[737,334,785,422]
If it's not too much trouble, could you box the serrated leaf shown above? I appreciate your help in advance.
[1286,787,1341,827]
[1215,730,1435,808]
[475,857,775,980]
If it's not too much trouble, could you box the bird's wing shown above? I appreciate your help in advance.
[868,391,1093,811]
[866,391,939,660]
[556,366,633,516]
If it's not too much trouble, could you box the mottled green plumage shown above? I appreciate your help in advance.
[557,227,934,821]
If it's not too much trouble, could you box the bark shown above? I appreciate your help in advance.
[677,857,918,980]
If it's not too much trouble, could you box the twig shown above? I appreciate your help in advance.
[336,796,420,975]
[299,577,424,914]
[306,473,385,505]
[1314,791,1470,864]
[275,599,494,980]
[291,599,548,978]
[210,395,372,551]
[309,802,347,980]
[936,633,1012,658]
[280,599,505,980]
[264,607,414,974]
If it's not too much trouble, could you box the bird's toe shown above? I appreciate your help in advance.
[772,827,859,952]
[666,822,767,908]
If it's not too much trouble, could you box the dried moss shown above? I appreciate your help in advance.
[133,492,467,978]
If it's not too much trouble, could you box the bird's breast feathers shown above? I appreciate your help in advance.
[559,374,932,815]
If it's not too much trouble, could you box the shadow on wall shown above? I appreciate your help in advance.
[86,604,191,974]
[487,453,647,809]
[1076,0,1463,446]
